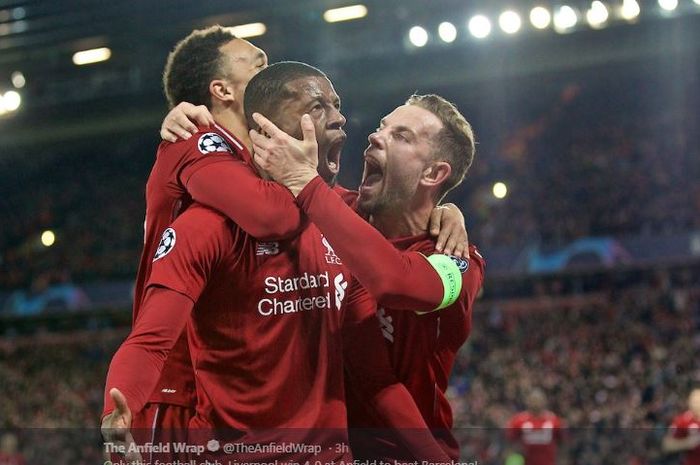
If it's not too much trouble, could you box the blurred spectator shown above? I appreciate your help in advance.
[3,271,90,316]
[506,389,564,465]
[0,433,25,465]
[662,389,700,465]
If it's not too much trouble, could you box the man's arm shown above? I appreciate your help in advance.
[103,286,194,417]
[300,177,469,311]
[158,102,304,240]
[343,283,451,461]
[184,159,304,241]
[102,206,228,421]
[250,114,477,312]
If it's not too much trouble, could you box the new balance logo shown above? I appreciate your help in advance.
[377,307,394,342]
[256,242,280,256]
[322,236,342,265]
[334,273,347,310]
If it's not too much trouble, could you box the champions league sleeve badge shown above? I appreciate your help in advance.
[197,133,232,154]
[153,228,176,262]
[449,254,469,273]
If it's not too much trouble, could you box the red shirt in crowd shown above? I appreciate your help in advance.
[670,411,700,465]
[507,411,564,465]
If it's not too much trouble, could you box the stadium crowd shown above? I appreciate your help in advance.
[1,267,698,464]
[451,269,700,464]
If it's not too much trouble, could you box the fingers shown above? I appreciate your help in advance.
[190,105,215,127]
[300,114,317,145]
[160,128,178,143]
[435,224,451,253]
[249,128,273,151]
[429,207,444,237]
[252,113,283,140]
[441,230,461,257]
[110,388,131,418]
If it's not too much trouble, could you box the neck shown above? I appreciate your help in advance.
[212,108,252,152]
[369,195,434,239]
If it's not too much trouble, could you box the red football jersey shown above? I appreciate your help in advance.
[346,238,485,460]
[145,204,352,461]
[134,123,301,406]
[507,411,563,465]
[670,411,700,465]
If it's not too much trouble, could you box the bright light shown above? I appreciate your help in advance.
[620,0,641,20]
[323,4,367,22]
[438,21,457,43]
[0,97,6,116]
[587,1,609,28]
[41,230,56,247]
[658,0,678,11]
[493,182,508,199]
[530,6,552,29]
[2,91,20,111]
[72,47,112,66]
[553,6,578,33]
[226,22,266,38]
[694,0,700,5]
[408,26,429,47]
[11,71,25,88]
[468,15,492,39]
[499,10,522,34]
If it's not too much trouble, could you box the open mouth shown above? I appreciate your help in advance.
[360,154,384,190]
[325,135,346,175]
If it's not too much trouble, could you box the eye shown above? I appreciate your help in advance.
[394,132,408,142]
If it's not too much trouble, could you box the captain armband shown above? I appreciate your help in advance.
[415,254,463,315]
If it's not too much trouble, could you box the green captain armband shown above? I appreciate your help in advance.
[421,254,463,313]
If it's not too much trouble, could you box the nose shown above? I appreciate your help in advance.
[368,130,384,148]
[328,107,346,130]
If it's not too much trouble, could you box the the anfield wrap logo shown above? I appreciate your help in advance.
[258,272,347,316]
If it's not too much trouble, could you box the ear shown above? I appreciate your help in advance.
[420,161,451,189]
[209,79,236,104]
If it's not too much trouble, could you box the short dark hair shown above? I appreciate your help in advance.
[162,25,237,109]
[244,61,326,129]
[406,94,476,200]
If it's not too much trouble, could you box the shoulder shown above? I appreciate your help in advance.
[170,204,236,239]
[158,127,245,161]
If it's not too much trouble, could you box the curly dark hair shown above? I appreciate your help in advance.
[162,25,237,109]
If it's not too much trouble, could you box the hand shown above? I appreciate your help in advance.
[160,102,215,142]
[101,388,142,464]
[249,112,319,196]
[429,203,469,258]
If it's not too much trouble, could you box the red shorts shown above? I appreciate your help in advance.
[131,402,196,463]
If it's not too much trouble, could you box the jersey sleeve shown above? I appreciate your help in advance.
[342,281,451,461]
[103,286,194,417]
[146,205,234,302]
[104,206,233,417]
[297,177,455,311]
[173,132,304,241]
